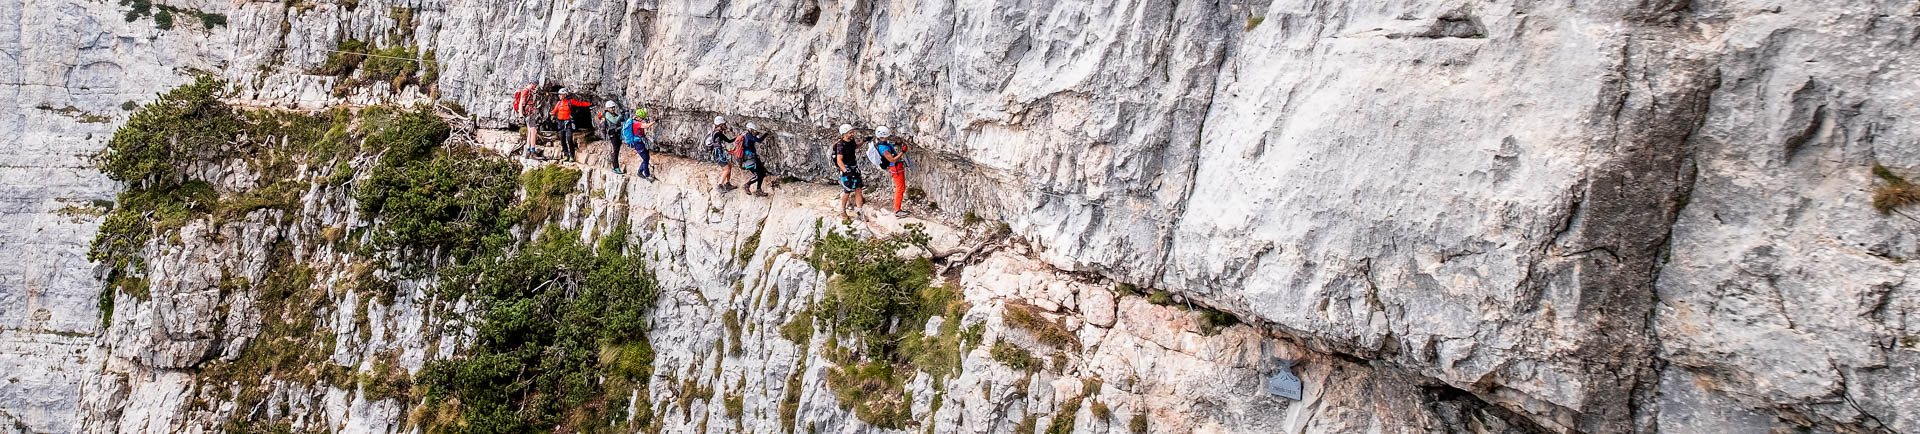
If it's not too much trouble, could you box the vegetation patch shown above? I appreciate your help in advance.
[1046,396,1083,434]
[1002,301,1081,350]
[806,224,970,429]
[416,228,660,433]
[312,39,440,93]
[1196,308,1242,337]
[519,164,581,226]
[37,104,112,123]
[1872,164,1920,215]
[1090,399,1111,420]
[91,77,348,317]
[120,0,226,30]
[737,224,764,264]
[991,341,1038,371]
[354,108,522,275]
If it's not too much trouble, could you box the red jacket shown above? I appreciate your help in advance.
[553,98,591,120]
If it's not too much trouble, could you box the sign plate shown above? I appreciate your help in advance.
[1266,359,1303,400]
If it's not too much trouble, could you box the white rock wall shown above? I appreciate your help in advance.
[3,0,1918,432]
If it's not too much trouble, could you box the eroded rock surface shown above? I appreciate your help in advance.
[2,0,1917,432]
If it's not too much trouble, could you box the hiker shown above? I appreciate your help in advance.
[831,123,864,219]
[739,123,768,196]
[876,126,909,217]
[551,88,593,162]
[621,108,656,180]
[513,81,538,153]
[708,116,736,191]
[599,103,626,172]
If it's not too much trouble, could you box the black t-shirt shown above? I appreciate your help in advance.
[832,139,859,172]
[708,129,733,147]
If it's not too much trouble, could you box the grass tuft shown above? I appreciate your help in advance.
[1872,164,1920,214]
[1003,301,1081,350]
[991,341,1038,371]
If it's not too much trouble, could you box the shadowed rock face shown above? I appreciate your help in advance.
[3,0,1918,432]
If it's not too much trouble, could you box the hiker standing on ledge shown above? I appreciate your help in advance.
[513,81,538,153]
[739,123,768,197]
[622,109,656,181]
[832,124,865,220]
[708,116,736,192]
[876,126,909,217]
[598,102,626,173]
[551,88,593,162]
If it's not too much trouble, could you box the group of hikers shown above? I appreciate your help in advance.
[511,82,915,218]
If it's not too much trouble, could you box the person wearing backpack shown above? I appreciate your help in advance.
[513,81,539,154]
[738,123,769,197]
[875,126,909,217]
[551,88,593,162]
[708,116,737,191]
[599,103,627,172]
[831,124,865,220]
[620,109,656,179]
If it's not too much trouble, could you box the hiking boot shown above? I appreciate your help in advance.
[613,168,625,175]
[752,191,769,197]
[720,183,737,191]
[895,210,910,218]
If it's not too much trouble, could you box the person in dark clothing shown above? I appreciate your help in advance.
[708,116,736,191]
[739,123,768,196]
[599,103,626,173]
[831,123,864,219]
[551,88,593,162]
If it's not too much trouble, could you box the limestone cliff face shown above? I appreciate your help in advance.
[3,0,1918,432]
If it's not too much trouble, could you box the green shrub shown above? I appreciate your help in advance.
[361,45,422,88]
[99,75,240,189]
[417,228,660,432]
[354,107,521,272]
[1147,289,1173,305]
[824,359,914,429]
[809,228,935,343]
[1090,400,1111,420]
[312,39,369,77]
[780,306,815,344]
[520,164,581,225]
[152,9,172,29]
[991,341,1037,371]
[1130,413,1149,433]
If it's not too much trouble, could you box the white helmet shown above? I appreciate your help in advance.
[746,122,758,131]
[713,116,726,126]
[875,126,892,138]
[838,124,853,135]
[557,87,569,94]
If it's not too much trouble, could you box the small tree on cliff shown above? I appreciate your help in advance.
[98,75,243,190]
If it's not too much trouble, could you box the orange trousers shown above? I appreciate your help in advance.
[890,169,906,211]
